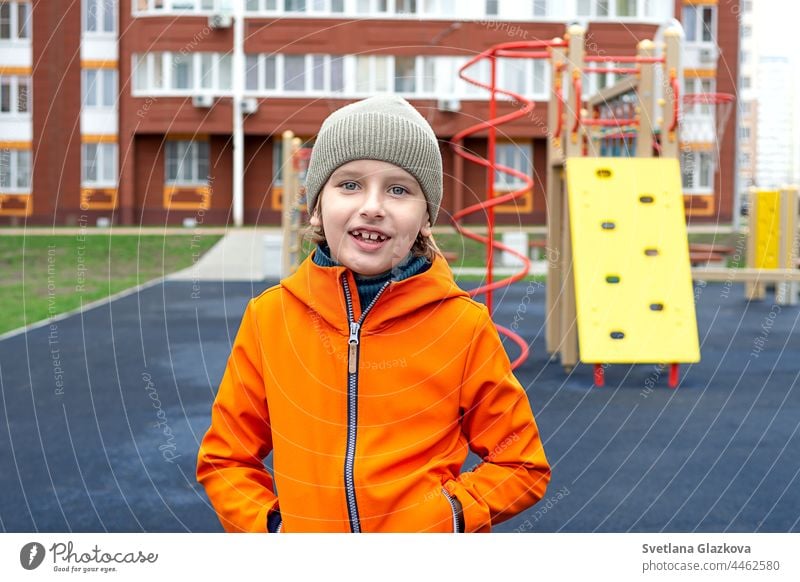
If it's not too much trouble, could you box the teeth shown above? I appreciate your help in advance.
[352,230,386,242]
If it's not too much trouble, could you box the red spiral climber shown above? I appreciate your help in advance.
[450,39,566,370]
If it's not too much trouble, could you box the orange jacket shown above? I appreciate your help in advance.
[197,252,550,532]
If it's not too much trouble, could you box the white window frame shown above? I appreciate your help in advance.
[682,3,717,45]
[494,141,533,191]
[0,1,31,42]
[239,53,549,100]
[355,55,390,94]
[82,68,117,108]
[165,140,210,186]
[243,0,345,14]
[132,52,233,95]
[133,0,222,14]
[576,0,650,19]
[0,75,31,116]
[82,142,118,187]
[83,0,117,35]
[681,149,714,194]
[0,148,32,193]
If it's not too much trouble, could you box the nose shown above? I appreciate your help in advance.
[358,185,385,218]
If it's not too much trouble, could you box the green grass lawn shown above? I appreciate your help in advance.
[0,234,221,335]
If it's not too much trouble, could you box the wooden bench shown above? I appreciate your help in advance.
[687,243,735,267]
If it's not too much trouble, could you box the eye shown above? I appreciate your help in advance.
[389,185,409,196]
[339,181,359,191]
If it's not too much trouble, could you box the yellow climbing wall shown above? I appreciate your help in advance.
[565,157,700,363]
[752,190,780,269]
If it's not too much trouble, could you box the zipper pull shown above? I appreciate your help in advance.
[348,322,360,374]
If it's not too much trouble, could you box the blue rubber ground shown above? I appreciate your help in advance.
[1,279,798,532]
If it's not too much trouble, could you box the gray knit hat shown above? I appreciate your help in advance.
[304,95,443,224]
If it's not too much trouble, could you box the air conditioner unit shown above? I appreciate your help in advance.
[208,13,232,29]
[241,97,258,115]
[192,94,214,108]
[437,98,461,112]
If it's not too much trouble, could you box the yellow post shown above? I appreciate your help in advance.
[744,187,764,300]
[777,185,799,305]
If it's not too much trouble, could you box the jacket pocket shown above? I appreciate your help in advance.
[441,488,462,533]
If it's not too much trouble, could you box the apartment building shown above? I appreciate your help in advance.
[0,0,738,226]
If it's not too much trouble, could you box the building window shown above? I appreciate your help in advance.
[84,0,116,34]
[742,75,751,89]
[683,4,716,43]
[172,54,194,90]
[395,0,417,14]
[394,56,416,93]
[356,0,388,13]
[356,55,389,92]
[485,0,498,16]
[82,142,118,187]
[0,75,30,115]
[577,0,610,17]
[285,0,306,11]
[133,52,233,93]
[685,77,715,116]
[134,0,223,11]
[283,55,306,91]
[0,1,31,40]
[739,126,750,141]
[494,142,533,191]
[0,149,31,192]
[165,140,209,186]
[422,0,455,16]
[83,69,117,108]
[740,152,750,167]
[615,0,635,17]
[533,0,547,17]
[681,150,713,193]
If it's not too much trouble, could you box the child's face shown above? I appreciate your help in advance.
[310,159,432,276]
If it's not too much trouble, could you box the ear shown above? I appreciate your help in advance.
[419,214,432,238]
[309,208,321,227]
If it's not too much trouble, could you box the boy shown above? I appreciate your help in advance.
[197,95,550,532]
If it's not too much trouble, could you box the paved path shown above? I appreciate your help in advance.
[1,279,798,532]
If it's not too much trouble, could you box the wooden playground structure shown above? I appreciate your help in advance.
[278,22,799,388]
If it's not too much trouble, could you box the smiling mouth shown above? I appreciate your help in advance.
[350,230,390,245]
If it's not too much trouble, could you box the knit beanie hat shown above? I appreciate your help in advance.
[304,95,443,225]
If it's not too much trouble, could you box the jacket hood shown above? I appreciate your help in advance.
[280,250,470,333]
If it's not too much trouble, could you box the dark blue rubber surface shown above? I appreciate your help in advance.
[1,279,798,532]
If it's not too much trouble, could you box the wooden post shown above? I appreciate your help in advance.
[745,187,765,300]
[281,130,296,278]
[560,24,586,371]
[661,26,681,161]
[546,42,566,355]
[635,39,655,158]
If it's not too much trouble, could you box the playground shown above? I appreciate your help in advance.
[1,22,799,533]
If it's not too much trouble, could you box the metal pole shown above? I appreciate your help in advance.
[232,0,244,226]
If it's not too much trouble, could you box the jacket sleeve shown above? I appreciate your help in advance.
[446,305,551,533]
[196,299,279,532]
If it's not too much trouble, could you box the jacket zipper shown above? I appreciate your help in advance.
[441,488,461,533]
[342,274,391,533]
